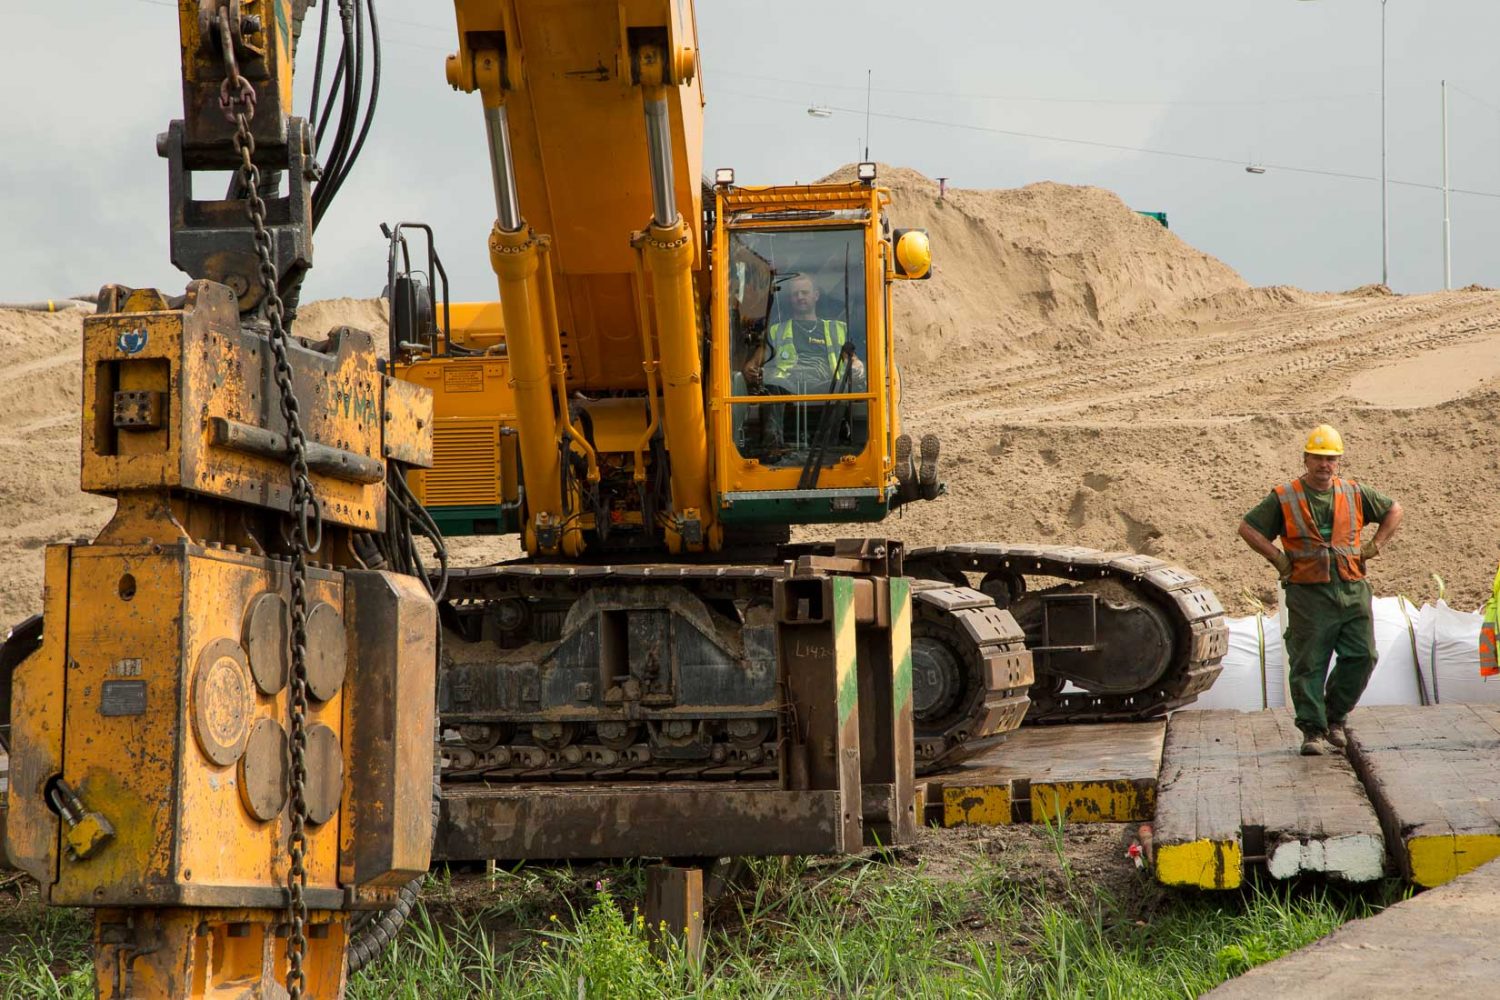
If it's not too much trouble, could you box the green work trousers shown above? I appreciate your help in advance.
[1283,579,1377,736]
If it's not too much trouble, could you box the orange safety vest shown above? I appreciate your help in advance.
[1273,477,1366,585]
[1481,567,1500,677]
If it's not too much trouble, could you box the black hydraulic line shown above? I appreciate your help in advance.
[314,47,346,151]
[317,0,368,220]
[313,0,381,227]
[344,0,381,186]
[312,2,358,223]
[306,0,335,136]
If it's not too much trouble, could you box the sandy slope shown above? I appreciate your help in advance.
[4,170,1500,629]
[873,173,1500,613]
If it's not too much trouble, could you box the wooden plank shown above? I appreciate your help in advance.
[1154,709,1383,890]
[1154,710,1244,888]
[1205,857,1500,999]
[1238,709,1384,882]
[1347,704,1500,888]
[931,721,1164,828]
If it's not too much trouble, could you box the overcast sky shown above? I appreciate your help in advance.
[6,1,1500,303]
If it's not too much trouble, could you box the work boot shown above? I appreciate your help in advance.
[1300,732,1335,756]
[917,433,942,500]
[1326,722,1348,749]
[894,433,916,502]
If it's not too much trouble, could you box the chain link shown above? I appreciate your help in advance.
[218,8,320,996]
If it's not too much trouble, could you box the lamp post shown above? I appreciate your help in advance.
[1379,0,1388,287]
[1300,0,1389,286]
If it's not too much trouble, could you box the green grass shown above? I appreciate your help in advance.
[0,896,91,1000]
[345,837,1389,1000]
[0,832,1393,1000]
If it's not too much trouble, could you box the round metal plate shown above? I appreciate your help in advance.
[303,601,348,703]
[910,638,964,724]
[238,717,288,822]
[191,638,254,767]
[302,722,344,826]
[242,592,289,696]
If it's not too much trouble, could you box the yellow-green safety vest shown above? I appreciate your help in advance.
[768,319,848,382]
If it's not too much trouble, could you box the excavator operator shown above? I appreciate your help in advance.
[743,272,866,458]
[763,274,867,395]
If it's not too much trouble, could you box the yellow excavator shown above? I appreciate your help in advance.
[0,0,1228,990]
[387,0,1227,834]
[0,2,941,990]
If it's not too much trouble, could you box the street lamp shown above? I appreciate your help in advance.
[1299,0,1389,287]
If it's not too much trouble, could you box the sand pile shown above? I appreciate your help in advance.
[809,167,1500,614]
[0,307,113,626]
[6,170,1500,630]
[822,165,1249,381]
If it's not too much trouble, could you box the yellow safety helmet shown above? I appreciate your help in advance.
[1303,424,1344,456]
[893,229,932,279]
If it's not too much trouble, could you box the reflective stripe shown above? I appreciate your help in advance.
[1274,476,1366,584]
[1281,480,1316,539]
[769,319,846,378]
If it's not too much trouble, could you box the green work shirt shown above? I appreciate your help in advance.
[1243,481,1395,613]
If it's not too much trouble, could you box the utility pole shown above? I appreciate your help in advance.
[1442,79,1451,290]
[1380,0,1389,287]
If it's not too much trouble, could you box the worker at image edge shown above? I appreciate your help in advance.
[1236,424,1404,756]
[1479,568,1500,677]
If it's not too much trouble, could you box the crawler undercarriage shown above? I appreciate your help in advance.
[433,542,1228,785]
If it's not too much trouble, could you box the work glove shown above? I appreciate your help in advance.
[1360,538,1380,560]
[1271,550,1292,581]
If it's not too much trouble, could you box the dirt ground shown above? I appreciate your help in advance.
[5,168,1500,631]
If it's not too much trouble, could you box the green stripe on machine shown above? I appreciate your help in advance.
[890,576,913,711]
[425,503,519,537]
[833,577,859,727]
[720,488,890,526]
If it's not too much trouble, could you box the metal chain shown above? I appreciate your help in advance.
[218,9,321,997]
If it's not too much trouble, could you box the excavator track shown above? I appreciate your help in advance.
[908,583,1032,772]
[432,560,1033,783]
[905,543,1229,724]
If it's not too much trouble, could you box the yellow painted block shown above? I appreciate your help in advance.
[1031,780,1155,825]
[1156,840,1242,889]
[942,783,1011,827]
[1407,834,1500,888]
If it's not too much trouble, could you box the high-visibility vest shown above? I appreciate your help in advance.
[768,319,847,382]
[1273,477,1366,585]
[1481,567,1500,677]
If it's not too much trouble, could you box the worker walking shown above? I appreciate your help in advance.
[1237,424,1404,755]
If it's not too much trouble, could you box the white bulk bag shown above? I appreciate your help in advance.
[1181,613,1286,711]
[1358,596,1424,706]
[1414,600,1497,704]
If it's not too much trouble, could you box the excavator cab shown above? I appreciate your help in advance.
[710,170,927,527]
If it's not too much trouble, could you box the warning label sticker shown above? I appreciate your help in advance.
[443,366,485,393]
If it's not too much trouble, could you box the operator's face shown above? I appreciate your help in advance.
[789,278,819,319]
[1302,452,1340,490]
